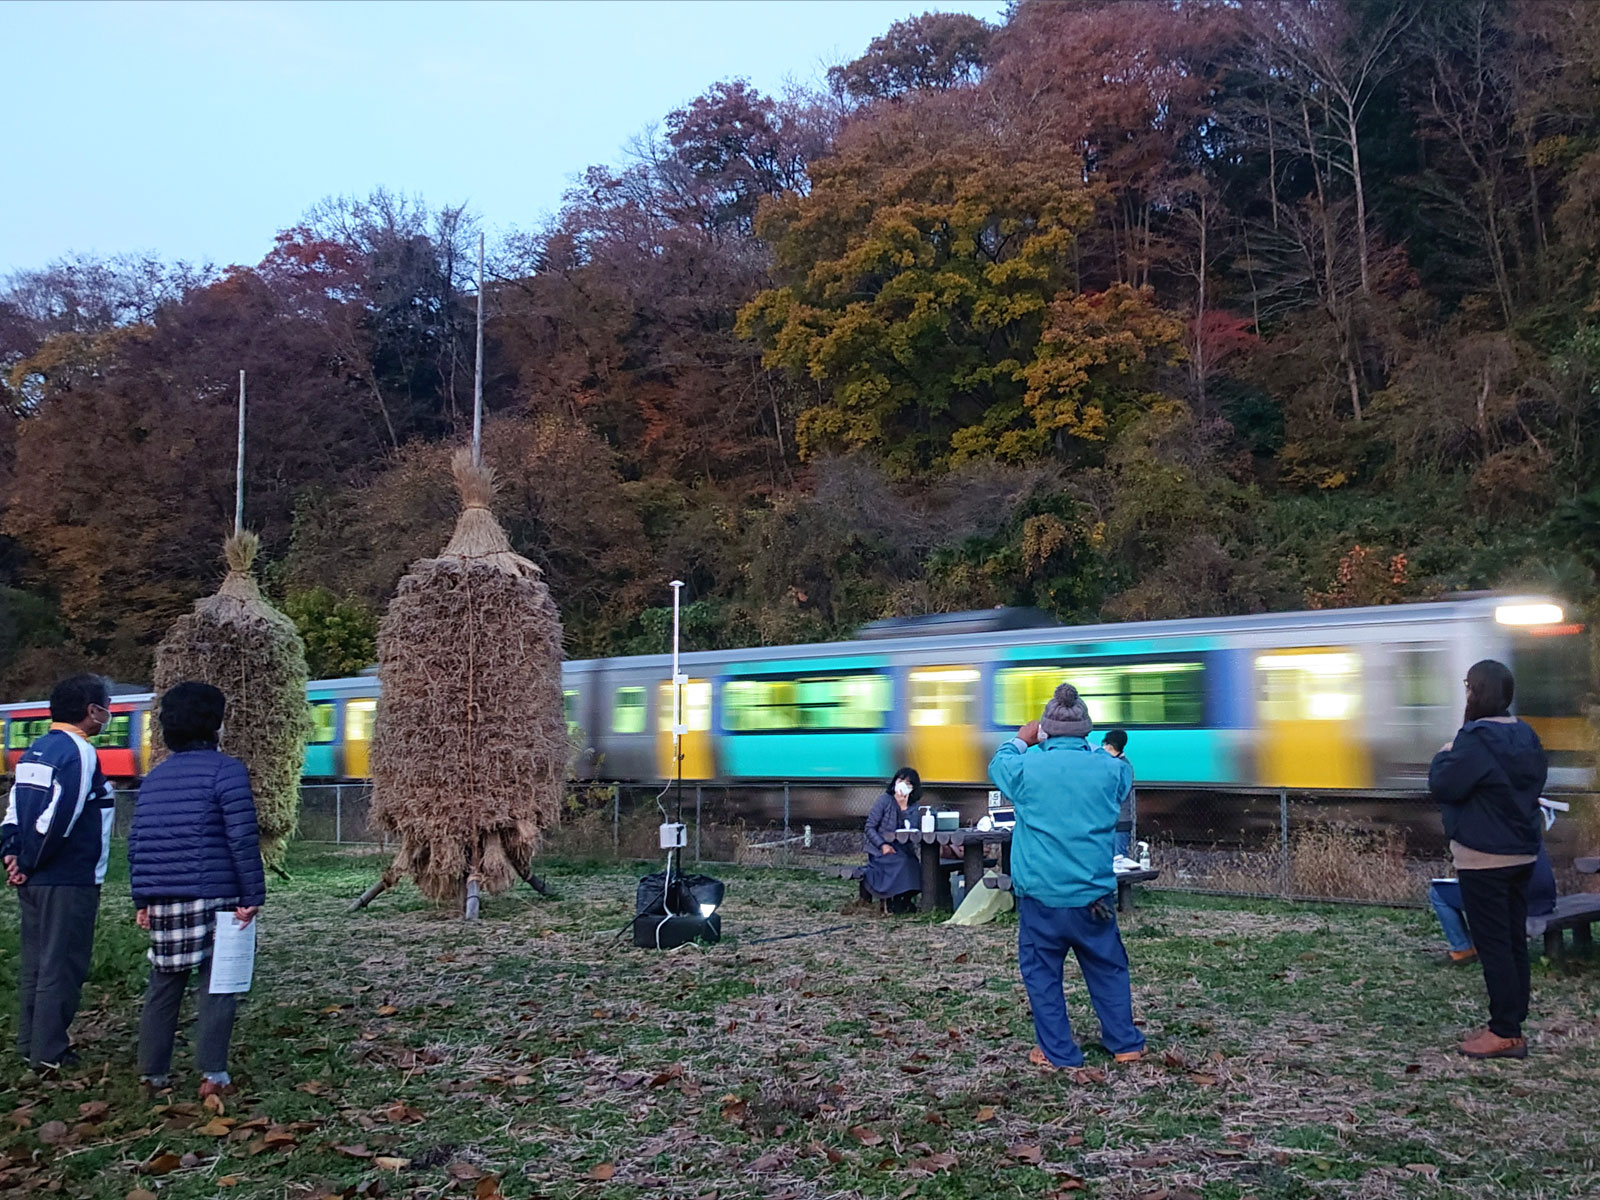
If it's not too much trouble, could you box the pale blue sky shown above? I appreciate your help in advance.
[0,0,1007,275]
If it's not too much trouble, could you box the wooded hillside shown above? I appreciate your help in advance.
[4,0,1599,693]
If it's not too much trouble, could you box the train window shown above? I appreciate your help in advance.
[1395,647,1449,710]
[90,714,131,749]
[994,662,1203,727]
[909,668,980,728]
[1255,651,1360,721]
[345,699,377,741]
[657,681,712,732]
[309,703,338,745]
[563,689,580,737]
[1511,631,1589,718]
[722,674,891,732]
[613,686,647,734]
[7,718,50,750]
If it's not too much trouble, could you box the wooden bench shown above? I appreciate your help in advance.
[1527,894,1600,960]
[983,868,1161,914]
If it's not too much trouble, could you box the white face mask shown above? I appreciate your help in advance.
[894,781,912,800]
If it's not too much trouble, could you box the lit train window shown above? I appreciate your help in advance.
[346,699,377,741]
[613,686,647,734]
[563,689,580,737]
[309,703,338,745]
[658,682,712,732]
[90,714,131,749]
[7,718,50,749]
[1255,652,1360,721]
[909,668,980,728]
[722,675,891,732]
[994,662,1203,726]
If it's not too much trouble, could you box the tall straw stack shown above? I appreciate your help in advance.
[368,449,565,904]
[151,531,312,866]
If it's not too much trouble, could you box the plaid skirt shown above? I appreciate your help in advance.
[146,897,238,972]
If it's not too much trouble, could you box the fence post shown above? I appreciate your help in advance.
[612,785,621,857]
[695,785,702,863]
[1279,787,1291,897]
[335,784,343,845]
[782,783,792,865]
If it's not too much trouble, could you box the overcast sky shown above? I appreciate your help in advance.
[0,0,1007,276]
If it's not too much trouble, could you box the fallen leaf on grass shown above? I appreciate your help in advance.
[720,1098,748,1124]
[127,1190,158,1200]
[649,1064,684,1088]
[374,1156,410,1170]
[1007,1144,1044,1164]
[1404,1063,1422,1074]
[953,952,969,964]
[296,1080,331,1096]
[1130,1154,1175,1168]
[447,1162,483,1181]
[474,1177,504,1200]
[975,1106,997,1122]
[377,1005,399,1017]
[217,1178,239,1189]
[1188,1073,1219,1086]
[1054,1177,1087,1193]
[850,1126,884,1146]
[750,1150,783,1172]
[38,1121,70,1146]
[143,1152,181,1175]
[203,1092,226,1115]
[1070,1068,1107,1085]
[588,1163,616,1181]
[335,1144,375,1159]
[1224,1134,1253,1147]
[1406,1164,1440,1178]
[77,1101,109,1123]
[197,1118,235,1137]
[909,1151,958,1173]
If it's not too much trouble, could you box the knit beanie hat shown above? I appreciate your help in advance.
[1039,682,1092,739]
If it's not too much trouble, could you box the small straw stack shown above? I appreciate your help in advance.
[151,531,312,866]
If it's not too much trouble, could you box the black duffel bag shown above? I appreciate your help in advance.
[632,871,724,948]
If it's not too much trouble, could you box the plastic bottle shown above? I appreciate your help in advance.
[1137,841,1151,870]
[920,806,935,834]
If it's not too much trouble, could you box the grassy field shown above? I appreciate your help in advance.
[1,848,1596,1200]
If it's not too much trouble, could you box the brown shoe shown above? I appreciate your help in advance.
[1027,1045,1055,1071]
[1113,1050,1144,1064]
[1459,1029,1527,1059]
[1448,949,1478,965]
[198,1079,237,1100]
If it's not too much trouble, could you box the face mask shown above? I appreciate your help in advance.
[894,781,912,799]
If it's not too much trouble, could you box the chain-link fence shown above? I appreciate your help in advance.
[109,781,1599,907]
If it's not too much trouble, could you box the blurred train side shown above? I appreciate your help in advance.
[3,597,1592,817]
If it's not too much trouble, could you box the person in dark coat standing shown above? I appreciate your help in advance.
[1,674,115,1071]
[862,768,922,911]
[128,683,266,1096]
[1428,659,1547,1060]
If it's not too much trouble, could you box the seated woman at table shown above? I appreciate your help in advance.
[862,768,923,913]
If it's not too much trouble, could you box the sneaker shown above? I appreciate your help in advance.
[198,1079,236,1099]
[1459,1029,1528,1059]
[1448,948,1478,965]
[1113,1050,1145,1063]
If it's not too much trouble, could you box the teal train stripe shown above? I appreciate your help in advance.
[1001,638,1220,660]
[722,733,892,780]
[722,657,889,677]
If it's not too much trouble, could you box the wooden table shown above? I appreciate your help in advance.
[887,827,1012,913]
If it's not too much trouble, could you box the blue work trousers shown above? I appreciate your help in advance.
[1428,881,1473,953]
[1017,893,1144,1067]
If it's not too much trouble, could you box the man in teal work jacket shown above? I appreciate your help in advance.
[989,682,1145,1069]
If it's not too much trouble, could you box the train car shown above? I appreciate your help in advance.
[563,593,1595,805]
[1,690,156,782]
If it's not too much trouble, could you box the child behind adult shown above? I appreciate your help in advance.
[1101,729,1136,862]
[128,682,264,1097]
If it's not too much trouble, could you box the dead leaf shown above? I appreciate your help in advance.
[1188,1073,1219,1086]
[1163,1051,1187,1069]
[1070,1067,1107,1085]
[953,952,969,964]
[38,1121,70,1146]
[77,1101,110,1123]
[334,1143,375,1159]
[850,1126,884,1146]
[295,1080,330,1095]
[1404,1063,1422,1074]
[375,1156,410,1170]
[1406,1164,1440,1178]
[588,1163,616,1181]
[975,1106,997,1122]
[217,1179,239,1189]
[1008,1143,1044,1164]
[649,1064,684,1088]
[377,1005,399,1016]
[448,1162,483,1181]
[910,1151,958,1173]
[1065,1134,1084,1147]
[1224,1133,1253,1147]
[1054,1179,1086,1194]
[750,1150,783,1172]
[144,1152,181,1175]
[720,1098,748,1124]
[1131,1154,1175,1168]
[197,1119,234,1137]
[203,1092,226,1115]
[474,1177,503,1200]
[127,1191,159,1200]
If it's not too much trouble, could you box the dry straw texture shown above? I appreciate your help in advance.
[370,449,566,903]
[151,531,312,866]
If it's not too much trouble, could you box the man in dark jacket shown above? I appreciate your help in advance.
[1428,658,1547,1060]
[1,674,115,1070]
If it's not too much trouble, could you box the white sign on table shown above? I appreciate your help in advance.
[209,912,257,994]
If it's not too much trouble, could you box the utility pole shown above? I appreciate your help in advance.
[472,231,485,467]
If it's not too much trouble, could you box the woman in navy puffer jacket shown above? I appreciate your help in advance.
[128,682,265,1097]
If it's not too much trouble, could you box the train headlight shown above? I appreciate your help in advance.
[1495,603,1563,627]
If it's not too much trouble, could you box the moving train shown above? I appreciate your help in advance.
[3,595,1594,804]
